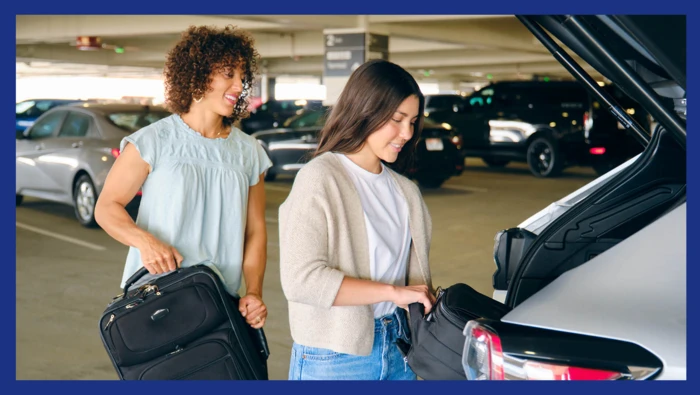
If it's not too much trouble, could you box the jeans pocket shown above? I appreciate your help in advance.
[395,310,412,344]
[300,345,342,361]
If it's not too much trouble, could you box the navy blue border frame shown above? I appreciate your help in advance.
[7,1,693,392]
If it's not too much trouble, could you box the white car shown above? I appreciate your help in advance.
[461,15,686,380]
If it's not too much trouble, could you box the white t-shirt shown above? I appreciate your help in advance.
[335,153,412,318]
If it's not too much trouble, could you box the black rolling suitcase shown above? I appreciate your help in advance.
[99,264,269,380]
[397,283,511,380]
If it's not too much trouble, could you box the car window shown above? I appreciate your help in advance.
[285,110,327,128]
[58,112,92,138]
[472,85,588,110]
[16,101,35,115]
[28,111,66,139]
[36,101,55,112]
[525,86,588,109]
[260,100,308,113]
[427,96,465,109]
[107,111,170,133]
[17,102,44,118]
[468,88,494,107]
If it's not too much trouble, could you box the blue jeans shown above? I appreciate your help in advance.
[288,308,416,380]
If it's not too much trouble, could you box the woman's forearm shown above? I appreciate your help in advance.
[332,276,396,306]
[94,200,151,249]
[241,229,266,297]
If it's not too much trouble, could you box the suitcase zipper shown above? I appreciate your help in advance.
[139,339,245,380]
[104,314,115,330]
[438,295,469,328]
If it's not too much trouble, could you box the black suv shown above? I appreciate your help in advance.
[240,99,323,134]
[429,80,649,177]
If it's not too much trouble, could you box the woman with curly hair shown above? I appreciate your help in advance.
[95,25,272,331]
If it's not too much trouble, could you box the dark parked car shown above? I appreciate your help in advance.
[16,98,90,134]
[429,80,649,177]
[239,99,323,134]
[424,94,467,116]
[252,108,464,188]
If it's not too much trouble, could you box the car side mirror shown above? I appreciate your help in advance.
[16,130,30,140]
[492,227,538,290]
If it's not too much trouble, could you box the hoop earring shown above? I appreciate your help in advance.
[193,96,203,103]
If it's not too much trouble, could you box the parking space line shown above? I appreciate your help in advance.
[442,185,489,193]
[16,222,107,251]
[265,184,292,193]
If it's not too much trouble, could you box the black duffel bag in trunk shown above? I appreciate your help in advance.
[397,283,511,380]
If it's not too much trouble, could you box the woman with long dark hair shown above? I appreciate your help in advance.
[279,59,435,380]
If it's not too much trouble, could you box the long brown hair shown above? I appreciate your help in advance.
[314,59,425,172]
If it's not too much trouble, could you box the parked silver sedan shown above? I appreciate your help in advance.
[16,103,171,227]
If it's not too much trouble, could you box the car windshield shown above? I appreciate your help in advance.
[107,111,171,133]
[16,100,60,117]
[467,84,588,110]
[427,95,466,109]
[16,101,35,115]
[260,100,308,113]
[284,109,328,128]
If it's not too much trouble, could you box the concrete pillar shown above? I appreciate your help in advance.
[267,77,276,101]
[322,24,389,106]
[258,73,269,103]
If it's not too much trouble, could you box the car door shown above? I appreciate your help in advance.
[36,110,96,200]
[16,110,68,195]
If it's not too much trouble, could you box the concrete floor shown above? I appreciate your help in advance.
[15,158,596,380]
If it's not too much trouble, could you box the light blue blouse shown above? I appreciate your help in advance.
[118,114,272,296]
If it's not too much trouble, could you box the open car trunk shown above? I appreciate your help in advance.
[488,15,686,307]
[451,15,687,381]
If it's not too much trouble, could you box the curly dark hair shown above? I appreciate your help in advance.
[163,25,259,127]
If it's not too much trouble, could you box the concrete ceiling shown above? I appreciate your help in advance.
[16,15,603,85]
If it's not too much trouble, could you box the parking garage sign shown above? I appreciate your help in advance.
[324,33,365,77]
[324,32,388,77]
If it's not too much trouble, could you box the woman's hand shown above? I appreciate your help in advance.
[391,284,437,314]
[239,293,268,329]
[136,234,184,275]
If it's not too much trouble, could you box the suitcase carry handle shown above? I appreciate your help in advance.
[123,267,150,295]
[122,259,198,295]
[123,259,220,295]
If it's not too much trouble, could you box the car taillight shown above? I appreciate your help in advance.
[522,362,623,380]
[590,147,606,155]
[463,321,626,381]
[464,321,504,380]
